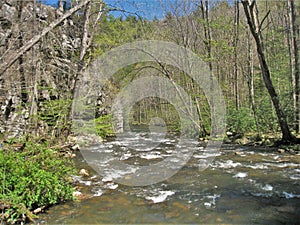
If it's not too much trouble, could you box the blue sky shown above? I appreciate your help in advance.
[41,0,233,20]
[41,0,171,20]
[40,0,194,20]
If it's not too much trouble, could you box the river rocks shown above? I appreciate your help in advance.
[33,207,43,214]
[73,134,103,146]
[79,169,89,177]
[72,191,82,197]
[235,136,250,145]
[234,151,244,156]
[278,149,285,154]
[72,144,80,151]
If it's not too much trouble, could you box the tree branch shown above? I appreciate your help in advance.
[0,0,91,76]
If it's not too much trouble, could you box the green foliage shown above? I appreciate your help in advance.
[38,99,71,127]
[0,139,75,223]
[93,15,152,56]
[73,114,115,139]
[37,98,72,138]
[227,107,257,134]
[95,114,115,138]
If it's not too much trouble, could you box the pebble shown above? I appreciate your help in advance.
[33,207,42,214]
[79,169,89,177]
[234,151,243,156]
[72,144,80,151]
[278,149,285,153]
[73,191,82,197]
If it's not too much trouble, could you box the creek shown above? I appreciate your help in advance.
[38,130,300,224]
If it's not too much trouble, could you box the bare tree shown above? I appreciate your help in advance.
[0,0,91,76]
[241,0,298,143]
[287,0,300,133]
[233,0,240,110]
[68,0,104,125]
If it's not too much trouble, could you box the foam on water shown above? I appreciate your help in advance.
[245,163,269,169]
[104,183,119,190]
[233,172,248,178]
[145,190,175,203]
[203,194,221,208]
[92,187,103,196]
[261,184,273,191]
[212,160,242,169]
[282,192,300,199]
[140,153,162,159]
[193,152,221,159]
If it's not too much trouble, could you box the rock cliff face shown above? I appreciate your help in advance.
[0,0,82,138]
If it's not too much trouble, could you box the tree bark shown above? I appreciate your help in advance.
[288,0,300,133]
[233,0,240,111]
[241,0,296,143]
[0,0,91,76]
[16,0,28,105]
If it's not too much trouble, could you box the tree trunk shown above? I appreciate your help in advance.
[233,0,240,111]
[68,1,104,129]
[288,0,300,133]
[0,0,91,76]
[199,0,215,133]
[247,31,260,135]
[16,0,28,106]
[241,0,296,143]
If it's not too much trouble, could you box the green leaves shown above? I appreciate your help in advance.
[95,114,115,138]
[0,140,75,223]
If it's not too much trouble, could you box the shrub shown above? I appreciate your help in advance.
[227,107,257,134]
[0,139,75,224]
[95,114,115,138]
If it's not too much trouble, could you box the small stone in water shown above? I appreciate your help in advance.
[79,169,89,177]
[33,207,42,214]
[73,191,82,197]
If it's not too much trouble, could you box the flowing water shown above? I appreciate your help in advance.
[39,131,300,224]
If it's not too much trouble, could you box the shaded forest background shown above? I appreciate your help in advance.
[0,0,299,143]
